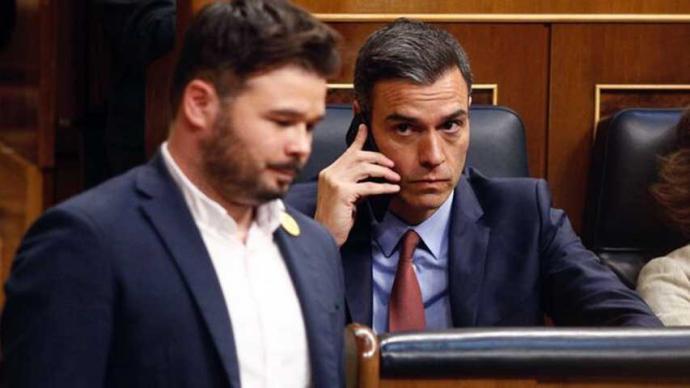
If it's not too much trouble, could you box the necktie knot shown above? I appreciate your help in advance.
[399,229,420,262]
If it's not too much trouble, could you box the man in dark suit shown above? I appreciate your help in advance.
[1,1,344,387]
[286,19,661,332]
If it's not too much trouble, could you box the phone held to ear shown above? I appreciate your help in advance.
[345,113,391,223]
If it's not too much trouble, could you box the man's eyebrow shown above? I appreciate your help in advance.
[267,109,303,117]
[266,109,325,121]
[384,112,420,124]
[384,108,468,123]
[441,109,468,121]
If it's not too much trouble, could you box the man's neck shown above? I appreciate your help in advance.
[168,140,255,242]
[388,200,436,226]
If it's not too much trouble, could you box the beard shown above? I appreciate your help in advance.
[200,111,303,206]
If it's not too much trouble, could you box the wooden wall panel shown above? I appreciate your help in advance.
[596,86,690,127]
[294,0,690,14]
[0,143,42,305]
[549,24,690,230]
[187,0,690,14]
[0,0,88,299]
[0,2,41,164]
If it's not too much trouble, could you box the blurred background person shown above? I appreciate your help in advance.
[84,0,175,186]
[0,0,16,49]
[638,107,690,325]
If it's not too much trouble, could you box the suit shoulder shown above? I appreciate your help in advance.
[465,168,548,206]
[47,166,144,226]
[460,169,555,229]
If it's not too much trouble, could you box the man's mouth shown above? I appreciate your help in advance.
[409,178,450,184]
[405,177,452,191]
[268,162,303,180]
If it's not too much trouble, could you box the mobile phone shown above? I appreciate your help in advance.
[346,113,378,152]
[345,113,391,223]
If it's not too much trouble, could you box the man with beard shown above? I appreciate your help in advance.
[1,1,344,387]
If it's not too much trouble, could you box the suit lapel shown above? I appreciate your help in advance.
[341,206,374,326]
[274,225,335,386]
[448,176,490,327]
[136,156,241,387]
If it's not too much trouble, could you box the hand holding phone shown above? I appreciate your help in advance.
[313,116,400,246]
[345,114,393,222]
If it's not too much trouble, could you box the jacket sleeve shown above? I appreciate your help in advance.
[1,207,114,387]
[535,180,662,327]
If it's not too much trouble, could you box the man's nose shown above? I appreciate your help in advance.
[418,131,445,168]
[285,124,312,159]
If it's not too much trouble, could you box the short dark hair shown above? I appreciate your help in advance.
[170,0,340,114]
[651,107,690,236]
[353,18,473,118]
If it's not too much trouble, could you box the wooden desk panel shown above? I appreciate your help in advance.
[380,378,690,387]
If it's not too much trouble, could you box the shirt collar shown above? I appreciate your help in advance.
[373,191,454,260]
[161,142,283,237]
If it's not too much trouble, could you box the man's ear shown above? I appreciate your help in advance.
[181,79,219,130]
[469,95,473,107]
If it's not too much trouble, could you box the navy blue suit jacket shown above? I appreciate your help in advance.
[286,169,661,328]
[1,155,345,387]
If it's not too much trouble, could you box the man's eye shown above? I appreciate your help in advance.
[274,119,293,127]
[395,123,412,133]
[441,120,462,132]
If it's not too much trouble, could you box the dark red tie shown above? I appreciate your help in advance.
[388,229,425,332]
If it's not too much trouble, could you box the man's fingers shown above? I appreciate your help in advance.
[354,163,401,183]
[342,123,397,169]
[357,181,401,196]
[355,150,395,169]
[349,123,369,150]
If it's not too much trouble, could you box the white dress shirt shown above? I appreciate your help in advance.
[161,143,311,387]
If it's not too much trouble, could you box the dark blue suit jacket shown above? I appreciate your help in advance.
[286,169,661,328]
[1,155,345,387]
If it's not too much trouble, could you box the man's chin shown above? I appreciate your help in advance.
[402,191,450,211]
[403,187,451,203]
[220,184,286,207]
[254,182,290,203]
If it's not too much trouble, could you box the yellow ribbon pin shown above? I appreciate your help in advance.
[280,212,301,237]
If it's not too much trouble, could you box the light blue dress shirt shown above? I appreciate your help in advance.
[371,192,454,333]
